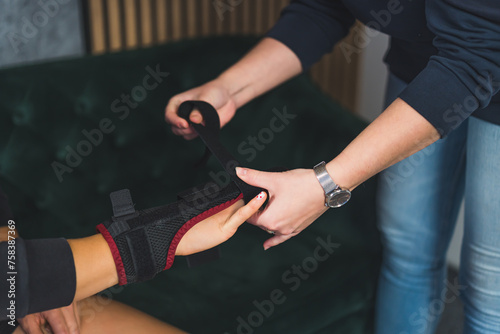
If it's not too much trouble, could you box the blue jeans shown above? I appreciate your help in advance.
[374,74,500,334]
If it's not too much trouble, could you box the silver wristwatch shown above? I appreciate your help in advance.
[313,161,351,208]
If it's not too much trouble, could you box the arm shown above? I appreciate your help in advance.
[214,0,356,109]
[165,38,302,140]
[69,193,266,301]
[236,0,500,249]
[69,197,245,300]
[166,0,355,139]
[398,0,500,137]
[0,192,266,313]
[237,99,438,248]
[327,99,439,191]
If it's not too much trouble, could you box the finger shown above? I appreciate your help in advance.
[246,215,259,226]
[235,167,276,189]
[189,109,204,124]
[171,126,196,137]
[225,192,267,231]
[246,206,266,226]
[19,316,44,334]
[42,324,53,334]
[165,97,190,129]
[182,133,199,141]
[72,302,81,329]
[263,233,296,250]
[166,110,189,129]
[42,310,70,334]
[61,304,80,334]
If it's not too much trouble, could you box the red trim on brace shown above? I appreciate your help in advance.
[164,193,244,270]
[96,223,128,286]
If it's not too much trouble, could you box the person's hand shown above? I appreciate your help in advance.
[176,191,268,256]
[165,80,237,140]
[235,167,328,250]
[17,301,80,334]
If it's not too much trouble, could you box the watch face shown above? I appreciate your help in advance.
[327,190,351,208]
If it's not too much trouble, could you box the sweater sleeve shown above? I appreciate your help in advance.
[266,0,355,70]
[399,0,500,137]
[0,187,76,321]
[1,238,77,321]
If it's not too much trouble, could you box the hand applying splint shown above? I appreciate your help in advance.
[236,167,328,250]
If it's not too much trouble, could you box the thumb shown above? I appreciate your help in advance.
[225,191,267,232]
[189,109,203,124]
[43,309,70,334]
[236,167,275,189]
[165,97,189,129]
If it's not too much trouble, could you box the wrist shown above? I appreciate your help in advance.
[313,161,352,208]
[325,157,358,191]
[216,70,255,109]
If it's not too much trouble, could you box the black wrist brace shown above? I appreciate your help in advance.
[97,100,264,286]
[97,181,243,286]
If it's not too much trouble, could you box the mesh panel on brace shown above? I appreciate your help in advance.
[104,181,242,284]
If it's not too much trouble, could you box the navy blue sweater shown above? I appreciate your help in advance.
[267,0,500,136]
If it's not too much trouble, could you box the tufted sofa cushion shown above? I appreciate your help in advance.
[0,36,381,334]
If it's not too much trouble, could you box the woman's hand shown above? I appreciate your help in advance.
[164,38,302,141]
[17,301,80,334]
[236,167,328,250]
[176,191,267,256]
[165,80,237,140]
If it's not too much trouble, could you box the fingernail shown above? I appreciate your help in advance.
[264,245,269,251]
[257,191,265,200]
[236,167,247,176]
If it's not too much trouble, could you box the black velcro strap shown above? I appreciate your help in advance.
[126,229,157,283]
[178,100,263,203]
[110,189,136,217]
[107,220,130,238]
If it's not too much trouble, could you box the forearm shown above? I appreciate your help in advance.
[0,227,118,303]
[68,234,118,302]
[231,102,437,248]
[216,37,302,108]
[326,98,440,190]
[69,196,251,299]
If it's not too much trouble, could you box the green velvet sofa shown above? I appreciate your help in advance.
[0,36,381,334]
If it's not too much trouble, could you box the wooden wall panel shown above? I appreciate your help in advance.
[85,0,361,112]
[140,0,154,46]
[123,0,138,49]
[155,0,168,43]
[88,0,106,53]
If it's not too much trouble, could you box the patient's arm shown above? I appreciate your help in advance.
[69,192,266,301]
[5,192,264,333]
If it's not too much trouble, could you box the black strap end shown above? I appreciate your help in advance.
[110,189,136,217]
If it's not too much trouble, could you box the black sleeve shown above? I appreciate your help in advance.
[0,319,17,334]
[398,0,500,137]
[1,238,77,321]
[0,186,77,322]
[266,0,355,70]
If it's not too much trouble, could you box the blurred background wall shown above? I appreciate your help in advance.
[0,0,85,69]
